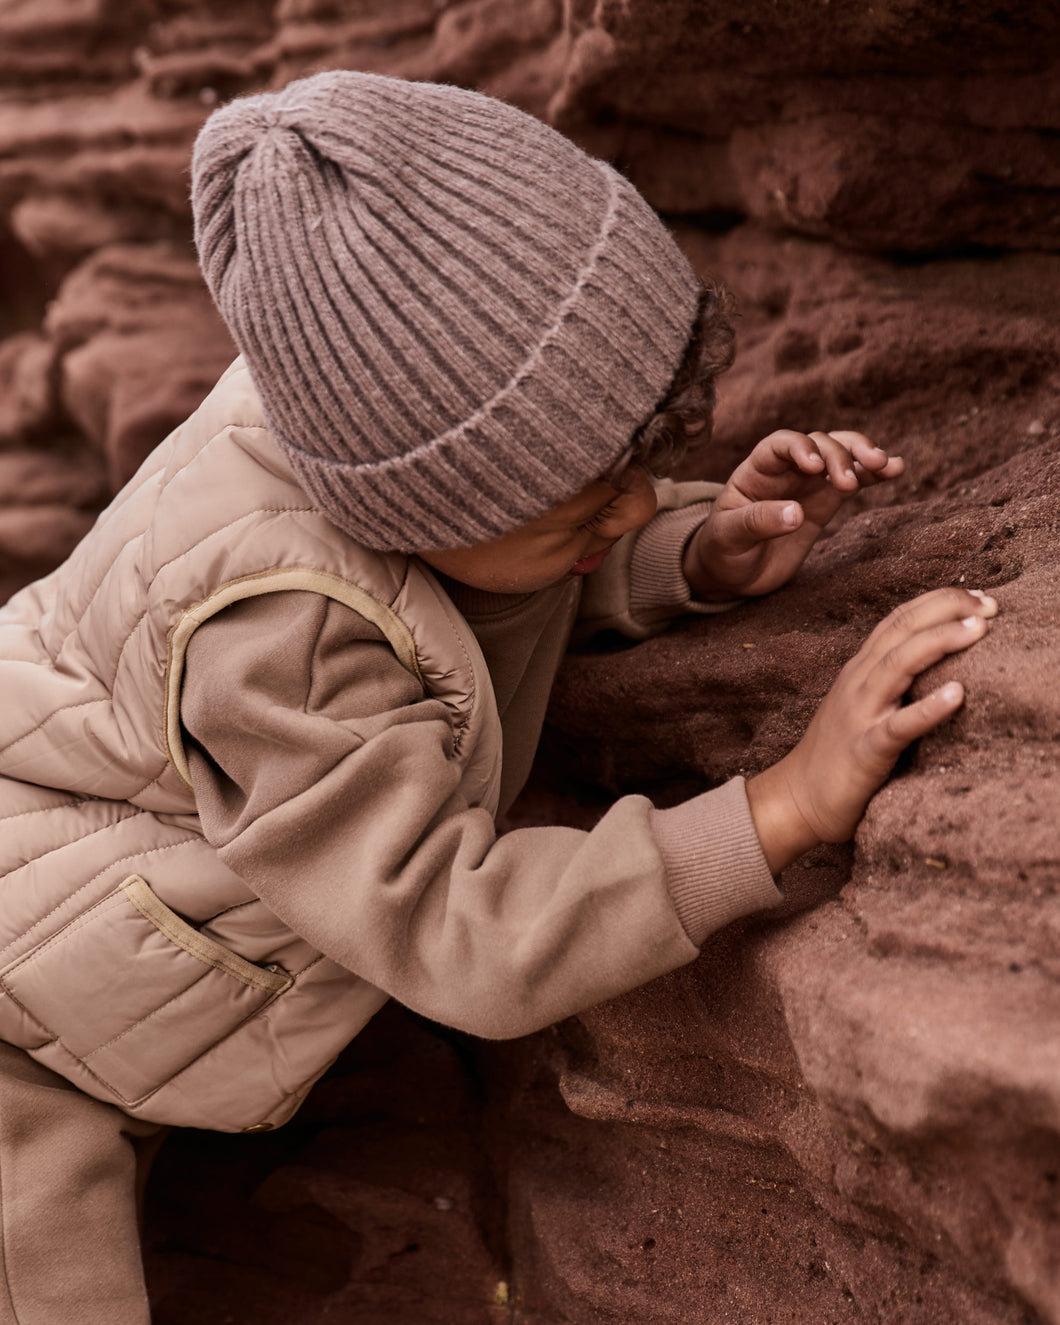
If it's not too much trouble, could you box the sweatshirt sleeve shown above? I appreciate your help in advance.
[181,590,780,1040]
[575,477,740,642]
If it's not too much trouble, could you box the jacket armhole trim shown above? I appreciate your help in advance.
[164,567,425,788]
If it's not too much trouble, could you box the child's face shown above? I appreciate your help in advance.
[419,466,658,593]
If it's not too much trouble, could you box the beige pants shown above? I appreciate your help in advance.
[0,1042,160,1324]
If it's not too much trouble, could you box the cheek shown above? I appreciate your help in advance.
[620,477,659,532]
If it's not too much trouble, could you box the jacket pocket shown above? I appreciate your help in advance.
[0,874,293,1106]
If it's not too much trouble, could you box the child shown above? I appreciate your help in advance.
[0,71,995,1323]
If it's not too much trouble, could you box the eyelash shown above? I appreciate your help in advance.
[581,500,620,533]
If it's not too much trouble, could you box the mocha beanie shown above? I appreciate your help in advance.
[191,71,700,551]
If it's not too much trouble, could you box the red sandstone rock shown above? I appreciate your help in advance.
[495,230,1060,1324]
[0,504,96,603]
[551,1,1060,252]
[0,333,55,444]
[44,242,234,486]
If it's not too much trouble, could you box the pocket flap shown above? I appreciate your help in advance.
[1,874,293,1105]
[120,876,290,995]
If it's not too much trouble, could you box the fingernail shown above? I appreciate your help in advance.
[961,615,983,629]
[968,589,997,608]
[783,503,798,526]
[942,682,962,703]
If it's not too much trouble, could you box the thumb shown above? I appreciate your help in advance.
[713,501,803,553]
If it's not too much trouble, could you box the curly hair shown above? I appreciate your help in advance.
[609,277,736,484]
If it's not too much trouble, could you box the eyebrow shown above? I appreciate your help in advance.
[537,486,618,531]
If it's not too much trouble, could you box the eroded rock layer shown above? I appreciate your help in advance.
[0,2,1057,1322]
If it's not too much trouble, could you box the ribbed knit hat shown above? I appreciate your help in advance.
[191,71,700,551]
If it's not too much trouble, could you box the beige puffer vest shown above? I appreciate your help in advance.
[0,359,502,1133]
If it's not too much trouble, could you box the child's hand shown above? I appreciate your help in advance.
[747,587,998,874]
[683,429,903,600]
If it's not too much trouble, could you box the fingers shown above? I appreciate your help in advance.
[806,430,905,490]
[709,499,807,552]
[867,681,965,760]
[778,585,996,847]
[858,586,998,667]
[822,430,896,474]
[729,430,901,518]
[873,612,990,703]
[750,429,904,493]
[814,588,997,810]
[850,588,996,757]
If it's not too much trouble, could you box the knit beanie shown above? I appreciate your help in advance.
[191,71,700,551]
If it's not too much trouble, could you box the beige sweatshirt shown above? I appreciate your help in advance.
[180,500,781,1039]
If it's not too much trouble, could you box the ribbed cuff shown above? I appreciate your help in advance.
[628,500,740,622]
[629,501,712,616]
[650,777,783,946]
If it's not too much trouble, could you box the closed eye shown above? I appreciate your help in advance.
[580,499,620,533]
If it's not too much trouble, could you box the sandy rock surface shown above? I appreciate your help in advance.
[0,1,1058,1322]
[499,224,1060,1324]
